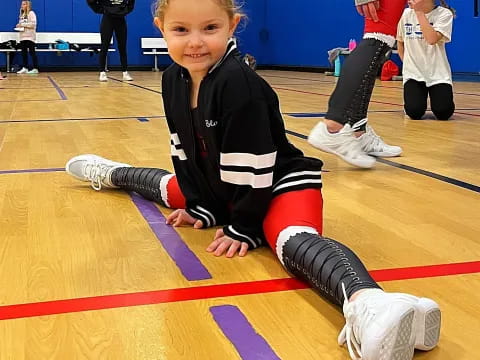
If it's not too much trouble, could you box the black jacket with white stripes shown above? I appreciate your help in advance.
[161,40,323,249]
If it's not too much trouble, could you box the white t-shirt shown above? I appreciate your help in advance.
[397,7,453,86]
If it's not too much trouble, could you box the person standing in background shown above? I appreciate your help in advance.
[16,1,39,75]
[308,0,407,168]
[87,0,135,81]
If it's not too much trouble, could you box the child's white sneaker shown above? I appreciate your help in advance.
[99,71,108,81]
[122,71,133,81]
[17,67,28,74]
[65,154,131,190]
[308,122,376,168]
[338,288,441,360]
[27,68,39,74]
[339,288,416,360]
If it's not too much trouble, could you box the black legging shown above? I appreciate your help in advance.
[326,38,391,131]
[404,80,455,120]
[19,40,38,69]
[100,14,128,72]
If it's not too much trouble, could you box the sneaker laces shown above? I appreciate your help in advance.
[338,283,376,360]
[82,161,112,191]
[361,125,388,152]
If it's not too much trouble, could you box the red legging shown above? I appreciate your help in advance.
[164,175,324,248]
[363,0,408,37]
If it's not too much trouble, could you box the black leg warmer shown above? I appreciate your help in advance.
[111,167,172,207]
[282,232,381,306]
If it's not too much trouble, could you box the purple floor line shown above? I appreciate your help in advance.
[210,305,281,360]
[47,76,68,100]
[129,192,212,281]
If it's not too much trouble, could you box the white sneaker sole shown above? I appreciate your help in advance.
[377,308,416,360]
[308,136,376,169]
[414,298,441,351]
[367,149,402,157]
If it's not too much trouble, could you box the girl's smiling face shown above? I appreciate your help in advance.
[155,0,240,80]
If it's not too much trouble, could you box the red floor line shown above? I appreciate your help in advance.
[0,261,479,321]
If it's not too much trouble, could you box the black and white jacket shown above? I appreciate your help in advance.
[161,40,323,249]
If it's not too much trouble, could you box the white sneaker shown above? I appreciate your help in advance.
[99,71,108,82]
[339,288,441,360]
[359,125,402,157]
[27,68,39,74]
[308,122,376,168]
[17,67,28,74]
[65,154,131,191]
[122,71,133,81]
[339,288,416,360]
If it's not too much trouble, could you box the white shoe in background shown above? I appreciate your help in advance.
[27,68,39,74]
[359,125,403,157]
[122,71,133,81]
[99,71,108,82]
[17,67,28,74]
[308,121,376,168]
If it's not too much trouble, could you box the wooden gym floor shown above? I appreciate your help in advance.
[0,70,479,359]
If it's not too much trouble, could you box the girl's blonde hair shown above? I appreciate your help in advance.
[153,0,245,21]
[19,1,32,19]
[439,0,456,17]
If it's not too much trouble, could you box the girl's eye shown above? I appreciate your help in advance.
[173,27,187,33]
[205,24,219,31]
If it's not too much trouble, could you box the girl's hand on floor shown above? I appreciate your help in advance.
[206,228,249,258]
[166,209,203,228]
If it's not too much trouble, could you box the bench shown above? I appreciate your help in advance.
[0,32,115,72]
[141,37,169,71]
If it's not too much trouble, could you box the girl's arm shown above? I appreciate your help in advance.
[415,11,444,45]
[397,41,405,61]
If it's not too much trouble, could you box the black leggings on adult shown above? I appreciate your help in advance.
[404,79,455,120]
[100,14,128,72]
[326,38,391,131]
[19,40,38,69]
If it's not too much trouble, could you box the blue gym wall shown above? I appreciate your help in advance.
[0,0,478,73]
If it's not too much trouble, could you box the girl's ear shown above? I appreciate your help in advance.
[154,17,165,36]
[228,14,241,37]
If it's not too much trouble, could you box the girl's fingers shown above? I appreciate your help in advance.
[214,238,232,257]
[238,242,249,257]
[166,209,180,224]
[206,238,222,252]
[226,241,241,258]
[214,228,224,240]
